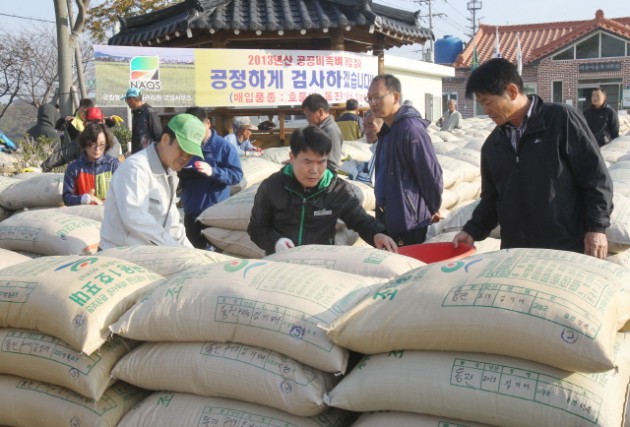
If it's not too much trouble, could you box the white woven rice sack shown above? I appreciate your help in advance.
[0,329,136,400]
[231,157,281,193]
[264,244,424,279]
[0,255,163,355]
[438,199,501,239]
[449,181,481,205]
[440,188,460,210]
[438,154,479,182]
[326,335,630,427]
[432,141,461,154]
[202,227,265,258]
[112,341,336,416]
[609,167,630,185]
[353,411,493,427]
[0,209,101,255]
[0,248,30,269]
[342,140,373,163]
[197,183,260,230]
[327,248,630,373]
[57,204,105,222]
[0,375,147,427]
[117,392,354,427]
[607,192,630,245]
[0,172,64,210]
[346,179,375,211]
[446,147,482,168]
[97,245,235,279]
[110,260,382,373]
[261,146,291,164]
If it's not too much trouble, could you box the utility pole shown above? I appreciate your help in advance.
[467,0,482,38]
[416,0,445,62]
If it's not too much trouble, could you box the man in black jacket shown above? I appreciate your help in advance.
[583,87,619,147]
[121,88,162,155]
[452,58,613,259]
[248,125,397,255]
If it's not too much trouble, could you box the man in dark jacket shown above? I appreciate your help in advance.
[452,58,613,259]
[27,103,60,146]
[302,94,343,172]
[248,125,397,255]
[367,74,443,247]
[121,88,162,154]
[178,107,243,249]
[583,87,619,147]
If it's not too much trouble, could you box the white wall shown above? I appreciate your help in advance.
[383,55,455,122]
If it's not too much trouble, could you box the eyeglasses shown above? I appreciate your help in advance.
[88,142,106,150]
[365,92,393,104]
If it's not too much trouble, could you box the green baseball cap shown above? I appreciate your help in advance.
[167,114,205,158]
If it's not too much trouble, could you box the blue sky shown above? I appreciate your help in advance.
[1,0,629,54]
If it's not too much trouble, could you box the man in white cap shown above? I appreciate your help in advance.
[121,87,162,155]
[224,116,263,157]
[99,113,206,249]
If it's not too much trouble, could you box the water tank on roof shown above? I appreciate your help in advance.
[434,35,464,65]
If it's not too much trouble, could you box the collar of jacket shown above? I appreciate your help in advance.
[496,94,545,143]
[378,104,430,136]
[282,163,334,190]
[147,142,175,176]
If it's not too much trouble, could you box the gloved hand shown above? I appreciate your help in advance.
[194,161,213,176]
[275,237,295,253]
[245,150,263,157]
[80,193,93,205]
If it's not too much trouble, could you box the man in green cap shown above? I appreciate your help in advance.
[99,113,206,249]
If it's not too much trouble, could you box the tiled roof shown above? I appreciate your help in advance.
[109,0,433,48]
[455,9,630,68]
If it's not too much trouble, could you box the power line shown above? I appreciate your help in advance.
[0,12,55,24]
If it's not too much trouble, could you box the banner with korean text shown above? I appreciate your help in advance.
[94,45,377,108]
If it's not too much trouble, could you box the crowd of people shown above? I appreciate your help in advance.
[20,62,619,259]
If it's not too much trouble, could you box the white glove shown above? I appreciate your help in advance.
[246,150,262,157]
[80,193,93,205]
[194,161,213,176]
[275,237,295,253]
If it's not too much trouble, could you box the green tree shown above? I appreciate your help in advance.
[87,0,176,43]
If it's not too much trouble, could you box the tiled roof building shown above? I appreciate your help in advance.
[443,9,630,118]
[108,0,434,73]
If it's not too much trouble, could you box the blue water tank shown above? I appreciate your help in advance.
[434,35,464,64]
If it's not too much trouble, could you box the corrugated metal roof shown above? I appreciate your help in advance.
[109,0,433,47]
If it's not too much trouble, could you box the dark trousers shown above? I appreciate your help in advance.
[184,213,210,249]
[376,205,428,247]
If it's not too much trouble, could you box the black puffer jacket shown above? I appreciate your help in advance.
[131,103,162,153]
[27,103,60,145]
[248,165,386,255]
[463,95,613,253]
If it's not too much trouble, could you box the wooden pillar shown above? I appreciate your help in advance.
[373,34,385,75]
[331,28,345,51]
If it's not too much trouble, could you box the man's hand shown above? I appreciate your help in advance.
[431,212,442,223]
[374,233,398,253]
[452,231,474,248]
[194,161,213,176]
[584,231,608,259]
[275,237,295,253]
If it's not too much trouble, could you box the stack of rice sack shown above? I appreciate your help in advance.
[324,248,630,426]
[107,253,420,426]
[0,172,103,257]
[0,254,166,426]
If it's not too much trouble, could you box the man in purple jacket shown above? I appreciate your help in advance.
[367,74,443,247]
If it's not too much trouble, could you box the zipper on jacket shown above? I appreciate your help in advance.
[285,185,327,246]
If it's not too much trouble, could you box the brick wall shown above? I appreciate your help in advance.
[442,57,630,119]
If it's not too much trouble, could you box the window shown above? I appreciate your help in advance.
[553,47,574,60]
[553,32,630,61]
[552,81,563,103]
[576,34,599,59]
[601,33,625,57]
